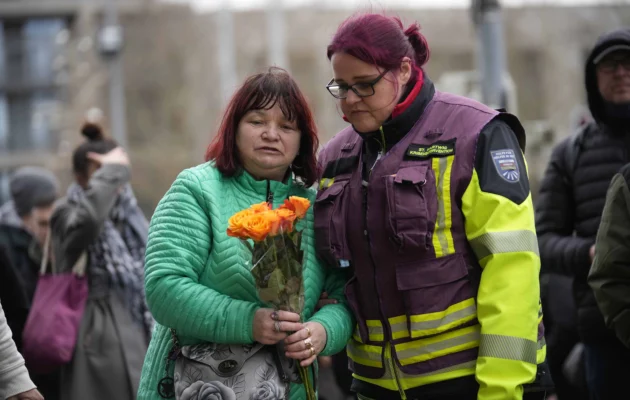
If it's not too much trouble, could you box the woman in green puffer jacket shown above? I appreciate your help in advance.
[137,67,354,400]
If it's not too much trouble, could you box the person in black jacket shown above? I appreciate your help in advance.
[536,28,630,400]
[0,167,60,400]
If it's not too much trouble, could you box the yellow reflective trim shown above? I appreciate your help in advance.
[367,320,384,342]
[442,155,455,254]
[478,333,537,364]
[389,298,477,339]
[353,354,476,391]
[318,177,335,190]
[432,156,455,258]
[395,325,480,365]
[353,324,363,343]
[347,340,383,368]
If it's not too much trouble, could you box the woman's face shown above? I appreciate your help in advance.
[330,52,411,133]
[236,103,301,182]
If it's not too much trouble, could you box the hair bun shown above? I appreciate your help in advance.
[81,122,105,142]
[404,22,430,67]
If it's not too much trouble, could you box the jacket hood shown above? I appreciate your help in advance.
[586,28,630,125]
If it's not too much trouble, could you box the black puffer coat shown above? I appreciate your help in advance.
[536,29,630,342]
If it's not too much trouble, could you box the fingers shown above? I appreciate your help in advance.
[284,327,310,347]
[300,354,317,367]
[276,321,304,333]
[275,310,301,322]
[286,347,317,363]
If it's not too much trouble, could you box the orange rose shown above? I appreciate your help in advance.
[241,211,277,241]
[280,196,311,220]
[274,208,297,234]
[227,209,254,239]
[249,202,272,214]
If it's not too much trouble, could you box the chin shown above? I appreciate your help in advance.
[350,120,379,134]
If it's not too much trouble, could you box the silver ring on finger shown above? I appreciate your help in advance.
[274,321,281,332]
[309,347,316,357]
[304,338,313,349]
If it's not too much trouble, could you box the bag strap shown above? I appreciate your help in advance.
[39,229,87,277]
[561,124,588,187]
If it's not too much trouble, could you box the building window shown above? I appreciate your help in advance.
[0,18,67,153]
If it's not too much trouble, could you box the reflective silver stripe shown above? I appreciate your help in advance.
[469,230,540,260]
[479,334,537,364]
[368,325,384,340]
[538,337,546,350]
[396,330,480,362]
[436,157,449,252]
[347,341,383,367]
[410,304,477,333]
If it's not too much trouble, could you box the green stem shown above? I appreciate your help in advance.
[298,365,316,400]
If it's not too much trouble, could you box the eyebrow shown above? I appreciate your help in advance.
[334,74,379,84]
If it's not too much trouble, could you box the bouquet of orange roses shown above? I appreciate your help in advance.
[227,196,316,400]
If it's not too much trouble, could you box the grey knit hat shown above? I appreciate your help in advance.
[9,167,60,216]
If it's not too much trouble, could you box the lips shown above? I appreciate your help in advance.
[259,147,281,153]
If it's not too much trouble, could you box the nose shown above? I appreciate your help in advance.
[262,124,280,140]
[345,89,362,106]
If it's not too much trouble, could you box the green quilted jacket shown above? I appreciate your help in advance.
[137,163,354,400]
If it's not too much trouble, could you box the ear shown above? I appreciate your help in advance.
[398,57,412,86]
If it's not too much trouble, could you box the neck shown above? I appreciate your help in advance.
[248,168,289,183]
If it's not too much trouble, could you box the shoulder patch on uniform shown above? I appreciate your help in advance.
[406,139,456,159]
[491,149,520,183]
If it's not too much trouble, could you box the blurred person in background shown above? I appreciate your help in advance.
[588,164,630,366]
[0,167,60,399]
[50,123,151,400]
[0,298,43,400]
[536,28,630,400]
[316,12,549,400]
[137,67,353,400]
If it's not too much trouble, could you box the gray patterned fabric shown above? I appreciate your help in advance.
[66,182,152,335]
[174,342,300,400]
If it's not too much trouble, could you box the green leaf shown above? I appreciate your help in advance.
[267,268,286,294]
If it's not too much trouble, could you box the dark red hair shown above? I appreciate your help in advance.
[327,13,430,85]
[205,67,319,187]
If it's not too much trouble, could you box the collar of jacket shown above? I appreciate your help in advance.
[232,167,296,203]
[361,75,435,155]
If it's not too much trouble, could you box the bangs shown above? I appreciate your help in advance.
[243,72,298,122]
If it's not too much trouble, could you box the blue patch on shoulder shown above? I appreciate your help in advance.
[491,149,520,183]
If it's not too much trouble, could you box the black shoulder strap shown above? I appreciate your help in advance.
[562,124,589,186]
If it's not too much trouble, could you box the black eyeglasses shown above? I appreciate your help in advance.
[597,57,630,73]
[326,70,389,99]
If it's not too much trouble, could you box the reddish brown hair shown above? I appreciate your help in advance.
[327,13,430,86]
[206,67,319,187]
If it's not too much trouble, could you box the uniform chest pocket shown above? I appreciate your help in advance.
[384,166,433,252]
[314,179,351,268]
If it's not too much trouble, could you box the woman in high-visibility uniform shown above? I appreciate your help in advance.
[314,13,550,400]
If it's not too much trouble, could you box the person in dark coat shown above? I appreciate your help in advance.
[0,167,60,399]
[589,163,630,349]
[50,122,152,400]
[536,28,630,399]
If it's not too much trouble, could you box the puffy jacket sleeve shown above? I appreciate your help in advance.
[144,169,259,344]
[0,300,35,399]
[535,136,593,278]
[461,120,540,400]
[588,167,630,348]
[308,267,354,356]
